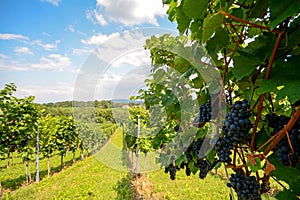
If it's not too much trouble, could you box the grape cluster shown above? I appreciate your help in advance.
[185,163,191,176]
[193,102,212,128]
[227,173,261,200]
[215,100,252,162]
[266,113,300,167]
[164,163,178,180]
[195,159,212,179]
[185,138,217,179]
[164,137,217,180]
[223,100,252,145]
[214,137,233,162]
[174,125,182,133]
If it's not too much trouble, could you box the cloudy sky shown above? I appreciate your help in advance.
[0,0,177,103]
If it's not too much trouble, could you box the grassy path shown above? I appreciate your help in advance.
[5,128,279,200]
[6,128,126,200]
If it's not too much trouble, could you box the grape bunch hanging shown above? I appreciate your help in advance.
[266,113,300,167]
[215,100,252,162]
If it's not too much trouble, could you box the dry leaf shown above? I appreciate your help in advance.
[265,159,276,176]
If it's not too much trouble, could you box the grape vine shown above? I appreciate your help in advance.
[127,0,300,199]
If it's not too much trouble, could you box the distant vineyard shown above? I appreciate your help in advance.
[0,83,118,188]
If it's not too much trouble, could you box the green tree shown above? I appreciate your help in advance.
[55,116,77,170]
[39,114,59,177]
[0,83,41,181]
[0,83,17,167]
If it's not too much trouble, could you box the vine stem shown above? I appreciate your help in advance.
[263,107,300,156]
[250,31,284,152]
[219,10,278,34]
[224,164,235,200]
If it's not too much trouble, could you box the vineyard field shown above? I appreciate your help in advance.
[5,128,126,200]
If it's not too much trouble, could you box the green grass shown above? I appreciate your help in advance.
[147,167,279,200]
[2,128,281,199]
[148,169,229,200]
[6,154,126,200]
[5,128,127,199]
[0,151,83,192]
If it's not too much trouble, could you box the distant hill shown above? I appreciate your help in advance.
[112,99,143,104]
[41,99,143,108]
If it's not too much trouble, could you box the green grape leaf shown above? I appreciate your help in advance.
[206,149,216,164]
[249,0,268,18]
[276,189,299,200]
[290,176,300,195]
[175,154,188,166]
[269,0,300,29]
[153,68,166,83]
[176,5,191,34]
[190,20,202,41]
[247,157,261,172]
[268,154,300,185]
[214,162,221,169]
[182,127,197,147]
[258,55,300,104]
[232,50,262,81]
[202,13,223,42]
[231,7,244,19]
[188,161,199,174]
[254,129,270,152]
[206,28,229,55]
[167,0,177,22]
[183,0,210,19]
[231,33,275,80]
[244,33,276,61]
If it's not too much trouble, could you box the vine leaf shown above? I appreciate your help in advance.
[268,154,300,187]
[206,149,216,164]
[258,55,300,104]
[265,159,276,176]
[188,161,199,174]
[166,0,177,22]
[182,0,209,19]
[247,157,261,172]
[202,13,223,42]
[269,0,300,29]
[175,154,187,165]
[176,4,191,33]
[276,189,299,200]
[232,50,261,81]
[249,0,268,18]
[206,29,229,56]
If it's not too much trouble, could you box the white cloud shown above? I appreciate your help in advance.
[89,0,168,26]
[90,30,148,64]
[14,47,34,55]
[42,32,51,37]
[15,82,74,103]
[94,65,150,100]
[41,0,61,6]
[32,39,60,51]
[72,47,93,56]
[0,33,29,40]
[95,13,107,26]
[86,9,107,26]
[67,25,75,32]
[0,53,8,59]
[81,32,120,45]
[111,50,151,69]
[0,54,30,71]
[31,54,72,71]
[75,31,153,101]
[0,53,73,72]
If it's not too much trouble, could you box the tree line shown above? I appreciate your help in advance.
[0,83,118,182]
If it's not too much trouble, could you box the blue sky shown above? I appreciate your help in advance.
[0,0,177,103]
